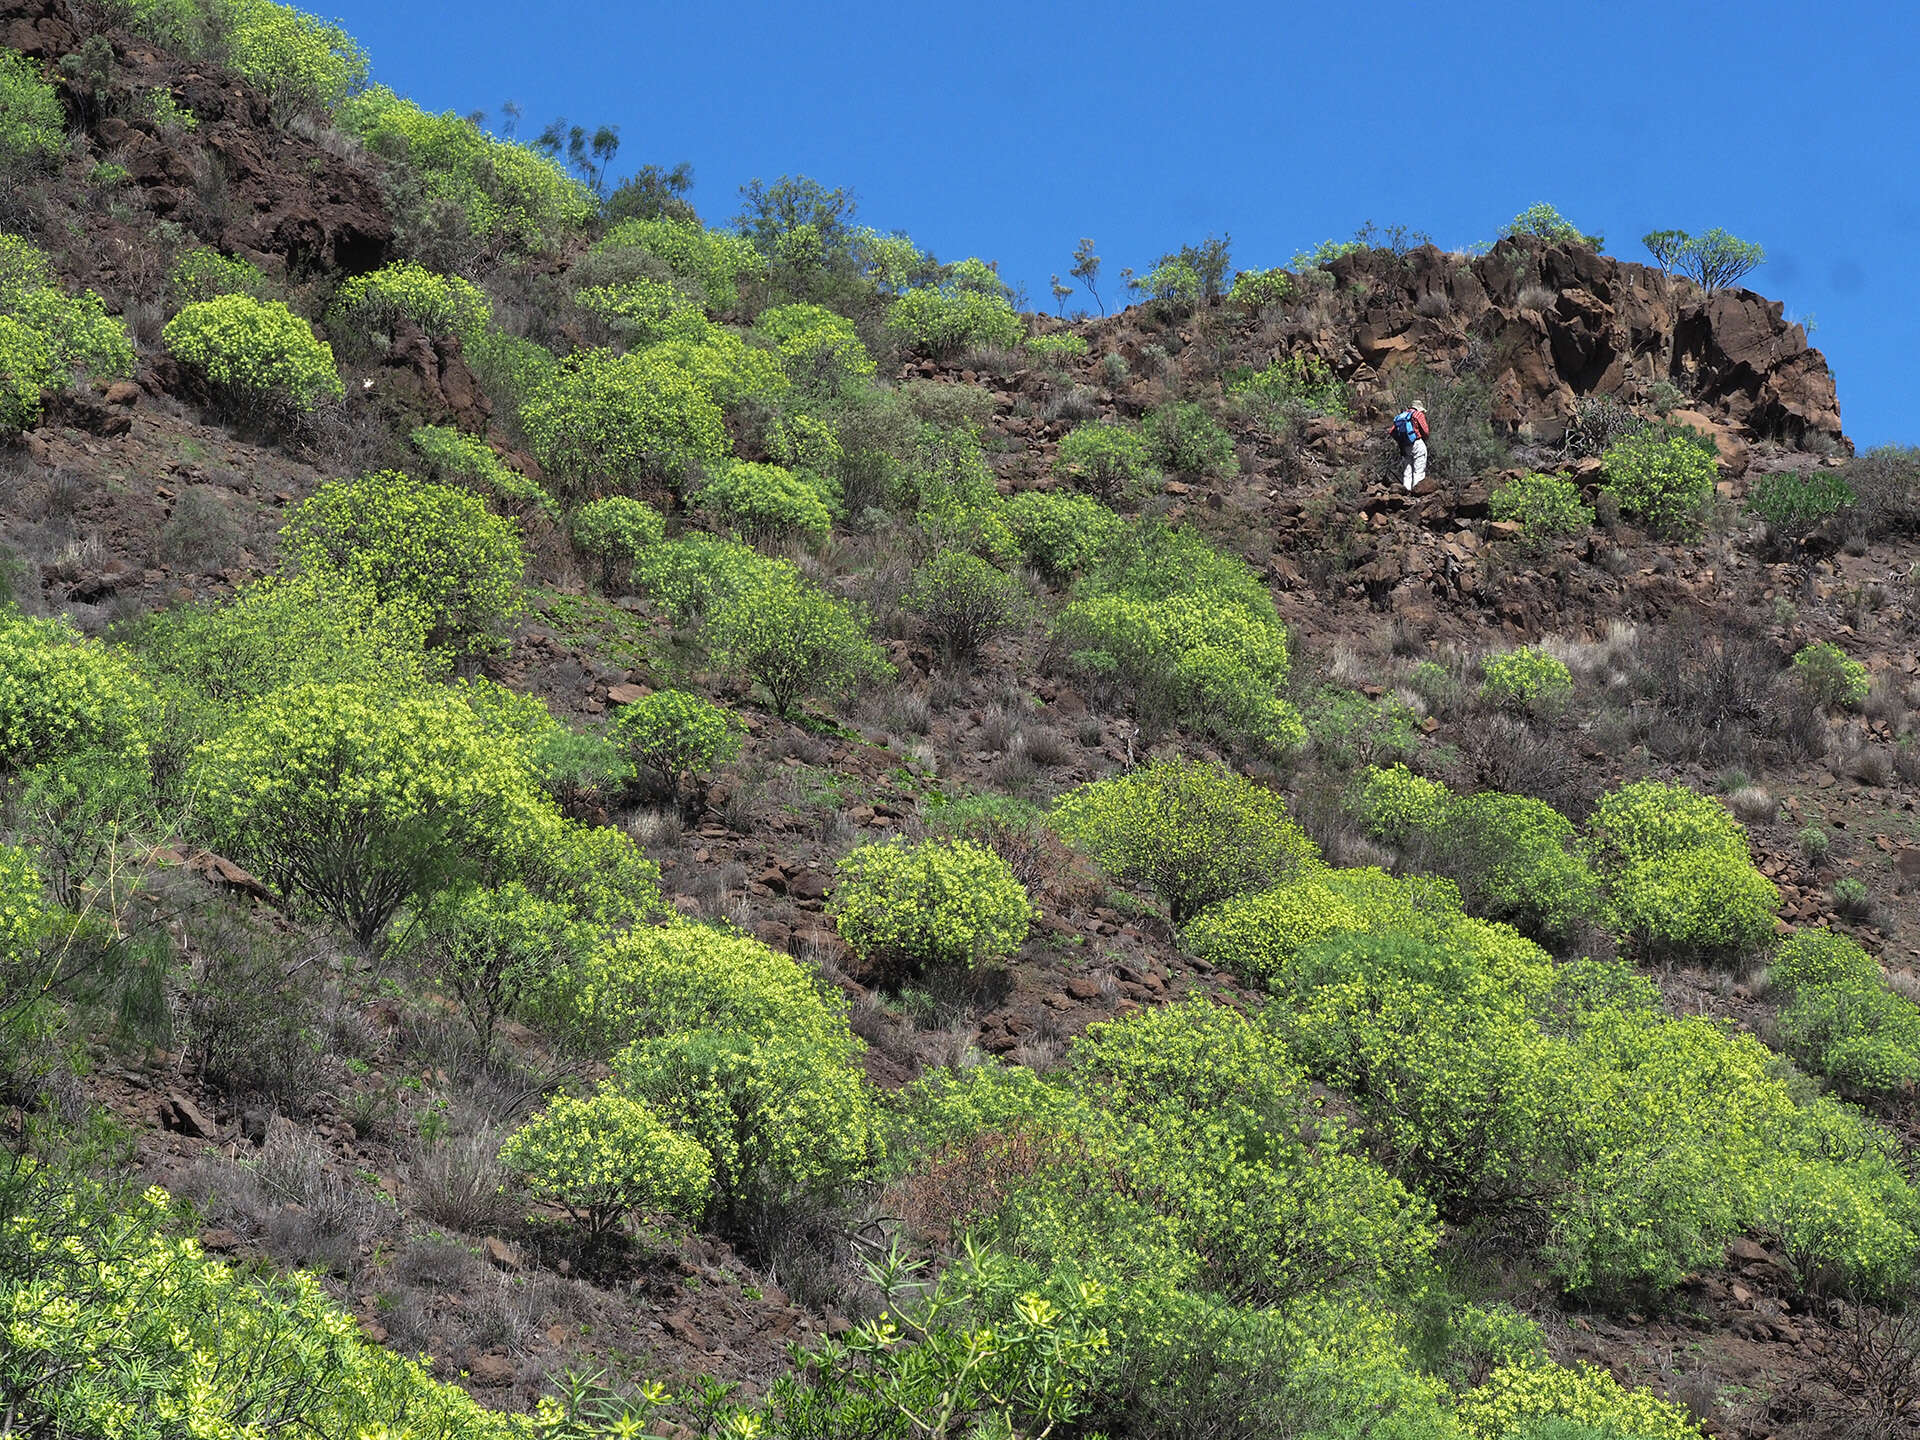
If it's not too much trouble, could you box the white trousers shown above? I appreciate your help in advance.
[1402,438,1427,491]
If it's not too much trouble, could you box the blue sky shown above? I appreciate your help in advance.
[325,0,1916,448]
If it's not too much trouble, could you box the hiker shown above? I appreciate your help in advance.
[1392,400,1429,492]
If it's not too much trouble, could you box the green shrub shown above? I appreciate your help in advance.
[281,470,524,657]
[499,1090,712,1236]
[706,570,892,717]
[885,283,1024,356]
[640,325,789,413]
[595,217,762,312]
[162,295,343,413]
[1183,867,1459,985]
[609,689,744,802]
[167,246,274,306]
[193,682,546,951]
[574,277,705,346]
[0,235,135,434]
[1436,793,1602,944]
[1489,472,1595,554]
[0,316,50,437]
[631,533,794,624]
[1057,524,1303,752]
[1229,268,1293,309]
[1051,757,1319,924]
[0,48,63,176]
[694,461,834,543]
[756,302,876,385]
[829,836,1034,976]
[337,86,594,254]
[464,325,560,423]
[0,614,153,773]
[1229,354,1350,421]
[409,424,555,518]
[1457,1361,1702,1440]
[1586,780,1749,873]
[1791,640,1869,709]
[1769,931,1920,1095]
[1600,430,1716,538]
[571,495,665,590]
[1746,468,1854,538]
[413,881,584,1051]
[1024,331,1089,362]
[1143,401,1238,478]
[1054,423,1159,502]
[1644,227,1766,294]
[1002,491,1125,577]
[904,550,1029,660]
[520,348,729,503]
[1348,763,1451,842]
[215,0,368,114]
[1503,203,1603,249]
[329,260,489,350]
[1300,686,1421,770]
[1480,647,1574,716]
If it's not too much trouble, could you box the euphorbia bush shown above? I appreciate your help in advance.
[0,235,135,434]
[162,294,344,413]
[520,348,729,503]
[757,302,876,385]
[595,217,761,312]
[410,424,556,518]
[609,689,744,803]
[1143,402,1238,478]
[0,48,63,176]
[193,681,545,951]
[1490,472,1597,555]
[695,461,834,543]
[632,533,795,624]
[281,470,525,657]
[572,495,666,590]
[641,325,789,412]
[413,881,585,1051]
[329,260,490,350]
[904,550,1029,660]
[1479,647,1573,715]
[1054,424,1159,502]
[168,246,275,306]
[884,284,1023,357]
[1051,757,1319,924]
[1601,430,1716,538]
[1003,491,1125,577]
[0,613,154,772]
[828,836,1035,976]
[499,1090,712,1236]
[707,571,893,717]
[1791,640,1869,709]
[1183,866,1459,984]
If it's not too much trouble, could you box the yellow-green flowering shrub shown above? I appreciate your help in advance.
[1479,646,1574,716]
[464,324,560,420]
[641,325,789,412]
[886,283,1023,357]
[0,1177,532,1440]
[829,836,1035,976]
[214,0,367,113]
[1457,1360,1702,1440]
[1438,792,1603,943]
[1769,930,1920,1095]
[512,808,664,930]
[1349,762,1452,841]
[0,235,134,434]
[1025,331,1089,362]
[413,880,586,1051]
[1054,423,1160,503]
[1228,353,1350,421]
[498,1090,712,1236]
[572,495,666,589]
[905,550,1030,660]
[1488,471,1595,555]
[329,260,490,350]
[0,315,48,437]
[1051,757,1319,924]
[1144,402,1238,479]
[631,532,795,624]
[167,246,274,306]
[1228,267,1293,309]
[595,217,761,312]
[1003,491,1125,578]
[574,276,706,345]
[1183,867,1460,984]
[706,570,893,717]
[695,460,835,543]
[1586,781,1775,960]
[0,843,46,1011]
[757,302,876,384]
[193,681,546,951]
[1791,640,1870,708]
[281,469,525,657]
[162,294,343,412]
[409,423,556,518]
[1601,429,1716,539]
[1058,521,1303,753]
[521,348,729,503]
[337,85,594,252]
[608,689,744,802]
[769,410,844,477]
[0,48,63,176]
[0,613,154,772]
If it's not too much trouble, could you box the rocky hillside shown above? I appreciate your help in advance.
[4,4,1920,1440]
